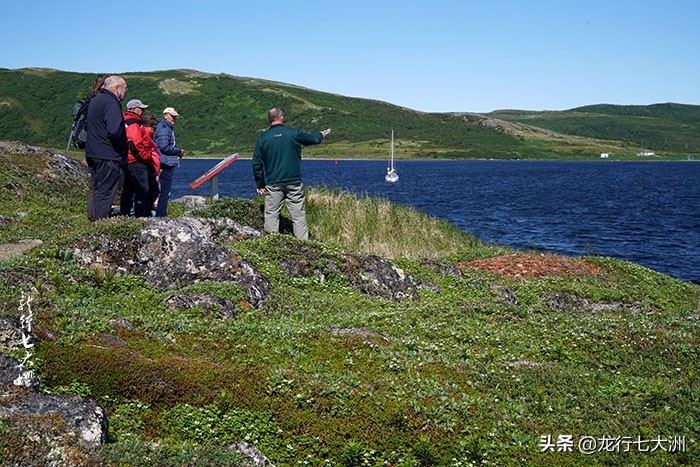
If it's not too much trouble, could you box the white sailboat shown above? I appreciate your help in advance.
[385,129,399,183]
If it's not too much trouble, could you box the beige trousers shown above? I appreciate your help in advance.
[264,183,308,240]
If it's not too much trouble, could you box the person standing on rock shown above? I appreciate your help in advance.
[154,107,185,217]
[252,108,330,240]
[85,75,128,221]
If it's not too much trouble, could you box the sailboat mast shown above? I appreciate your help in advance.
[390,129,394,170]
[384,128,399,183]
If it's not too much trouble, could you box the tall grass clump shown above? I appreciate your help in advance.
[305,186,497,259]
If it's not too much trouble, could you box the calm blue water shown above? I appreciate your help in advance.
[171,159,700,284]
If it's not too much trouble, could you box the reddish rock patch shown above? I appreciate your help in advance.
[456,253,607,280]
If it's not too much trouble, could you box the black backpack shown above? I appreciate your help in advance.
[67,97,90,150]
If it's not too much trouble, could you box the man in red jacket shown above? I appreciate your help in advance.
[119,99,153,217]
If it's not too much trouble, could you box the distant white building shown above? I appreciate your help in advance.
[637,150,655,157]
[600,152,610,158]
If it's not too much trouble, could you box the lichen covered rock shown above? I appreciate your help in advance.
[0,392,109,447]
[0,353,40,392]
[72,217,271,307]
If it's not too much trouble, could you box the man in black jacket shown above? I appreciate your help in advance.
[85,75,128,221]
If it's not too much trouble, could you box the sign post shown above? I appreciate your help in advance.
[189,153,239,200]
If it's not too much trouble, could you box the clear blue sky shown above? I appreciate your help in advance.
[3,0,698,113]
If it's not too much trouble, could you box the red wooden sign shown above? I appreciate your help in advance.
[189,153,239,189]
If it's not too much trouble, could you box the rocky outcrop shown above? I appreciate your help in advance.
[0,353,40,391]
[541,292,644,314]
[0,316,27,353]
[180,215,263,243]
[0,317,40,391]
[71,217,271,308]
[346,254,419,301]
[70,215,420,307]
[0,141,89,184]
[271,237,419,302]
[490,283,519,306]
[135,218,268,305]
[173,195,208,208]
[0,392,109,447]
[228,442,276,466]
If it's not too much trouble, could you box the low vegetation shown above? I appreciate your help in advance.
[1,143,699,465]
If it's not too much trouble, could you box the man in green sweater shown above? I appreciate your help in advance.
[253,108,331,240]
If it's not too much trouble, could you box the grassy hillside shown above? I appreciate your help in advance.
[1,142,699,465]
[2,67,686,159]
[488,103,700,154]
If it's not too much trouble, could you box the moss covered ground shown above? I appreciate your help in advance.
[1,144,698,466]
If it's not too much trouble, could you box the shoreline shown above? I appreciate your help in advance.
[181,156,699,162]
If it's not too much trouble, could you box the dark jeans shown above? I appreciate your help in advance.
[120,161,150,217]
[147,170,160,216]
[86,157,124,221]
[156,165,176,217]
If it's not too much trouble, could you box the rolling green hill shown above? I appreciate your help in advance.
[488,103,700,154]
[1,68,698,158]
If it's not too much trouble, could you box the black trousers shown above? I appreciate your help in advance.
[120,161,150,217]
[147,170,160,216]
[87,157,124,221]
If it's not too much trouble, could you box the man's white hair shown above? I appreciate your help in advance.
[103,75,123,90]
